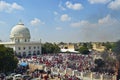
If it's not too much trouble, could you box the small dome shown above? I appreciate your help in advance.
[10,22,31,41]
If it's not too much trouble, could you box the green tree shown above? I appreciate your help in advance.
[112,40,120,64]
[42,42,60,54]
[112,40,120,79]
[113,40,120,55]
[79,46,90,54]
[87,42,93,49]
[53,43,60,53]
[104,42,112,51]
[0,45,18,73]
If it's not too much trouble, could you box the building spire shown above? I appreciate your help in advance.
[18,19,24,25]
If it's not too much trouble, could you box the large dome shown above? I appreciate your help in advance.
[10,22,31,42]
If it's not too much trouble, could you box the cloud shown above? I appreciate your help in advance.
[60,14,71,22]
[54,11,58,15]
[0,1,24,13]
[108,0,120,10]
[30,18,45,26]
[71,14,118,27]
[65,1,83,10]
[56,27,62,30]
[71,14,120,41]
[98,14,117,24]
[88,0,111,4]
[71,20,91,27]
[58,1,66,10]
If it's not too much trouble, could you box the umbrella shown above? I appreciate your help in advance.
[19,62,28,66]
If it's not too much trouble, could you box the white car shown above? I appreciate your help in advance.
[13,74,22,80]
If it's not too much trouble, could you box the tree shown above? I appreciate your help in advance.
[0,45,18,73]
[79,46,90,54]
[104,42,112,51]
[112,40,120,63]
[113,40,120,55]
[59,42,65,45]
[112,40,120,79]
[42,42,60,54]
[87,42,93,49]
[53,43,60,53]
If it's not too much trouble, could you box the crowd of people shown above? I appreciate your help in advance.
[19,53,96,80]
[37,53,95,72]
[18,52,116,80]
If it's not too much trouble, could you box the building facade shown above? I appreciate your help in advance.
[0,22,41,57]
[59,43,79,53]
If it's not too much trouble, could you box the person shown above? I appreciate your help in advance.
[39,73,43,80]
[44,74,49,80]
[50,72,54,79]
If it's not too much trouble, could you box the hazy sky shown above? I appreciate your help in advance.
[0,0,120,42]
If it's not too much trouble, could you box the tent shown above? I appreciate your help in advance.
[19,62,28,67]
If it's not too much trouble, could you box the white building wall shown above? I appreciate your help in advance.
[0,42,41,57]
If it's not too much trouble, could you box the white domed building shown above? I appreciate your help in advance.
[0,22,41,57]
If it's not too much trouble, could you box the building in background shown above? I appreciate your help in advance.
[59,43,79,53]
[0,22,41,57]
[92,42,105,52]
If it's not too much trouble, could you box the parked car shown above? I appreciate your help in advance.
[22,75,32,80]
[5,76,13,80]
[0,73,6,79]
[13,74,22,80]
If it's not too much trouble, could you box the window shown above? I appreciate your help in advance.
[25,39,27,42]
[23,47,25,50]
[23,52,26,57]
[65,47,68,49]
[33,51,36,55]
[18,47,21,50]
[37,50,40,55]
[29,46,31,49]
[34,46,36,49]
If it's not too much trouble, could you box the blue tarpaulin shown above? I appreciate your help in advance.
[19,62,28,66]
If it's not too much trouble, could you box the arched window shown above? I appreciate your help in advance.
[34,46,36,49]
[29,46,31,49]
[25,39,27,42]
[18,47,21,50]
[23,52,26,57]
[28,51,31,56]
[37,50,40,55]
[23,47,25,50]
[33,51,36,55]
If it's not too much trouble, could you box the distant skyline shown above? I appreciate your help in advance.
[0,0,120,43]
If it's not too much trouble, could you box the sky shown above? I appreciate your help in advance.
[0,0,120,43]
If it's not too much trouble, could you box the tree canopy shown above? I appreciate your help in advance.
[0,45,18,73]
[42,42,60,54]
[112,40,120,66]
[113,40,120,55]
[79,46,90,55]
